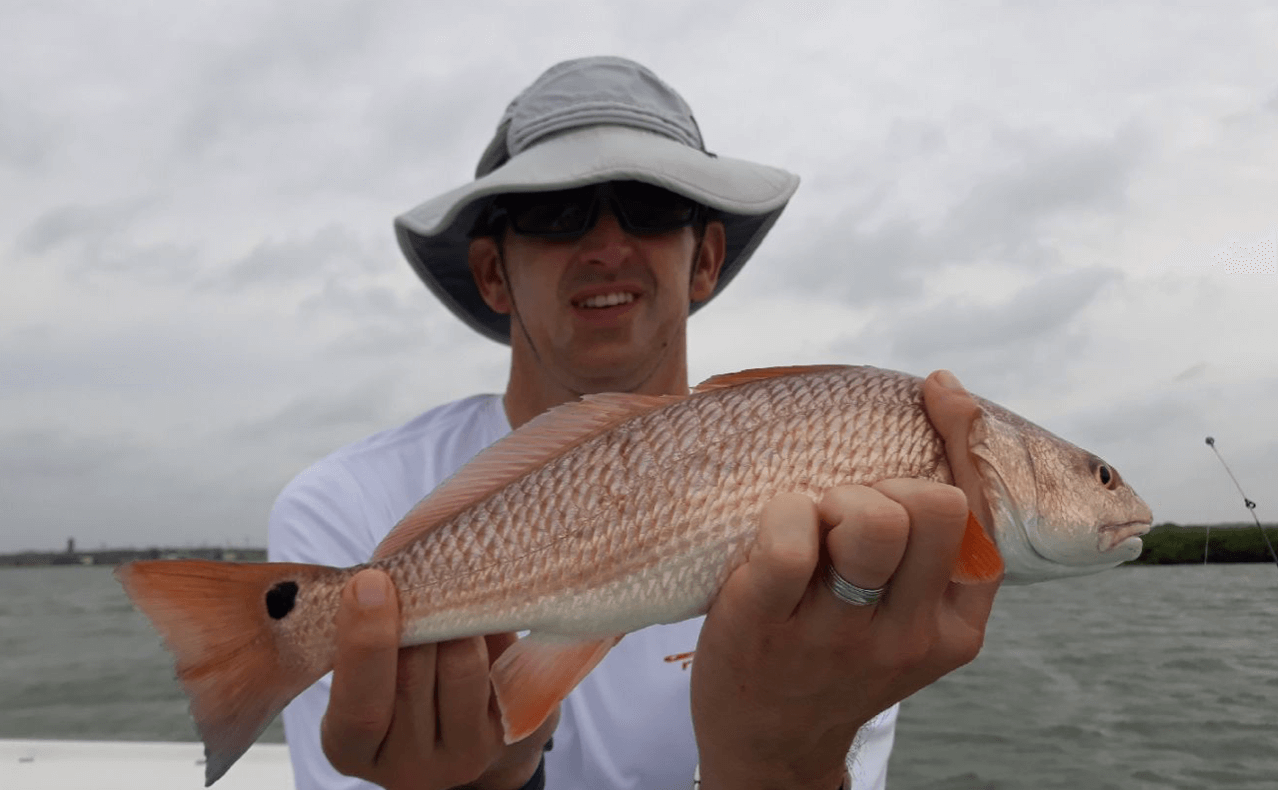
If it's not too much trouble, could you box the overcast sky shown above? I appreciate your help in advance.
[3,0,1276,553]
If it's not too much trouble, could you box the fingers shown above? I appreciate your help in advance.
[323,568,407,771]
[435,637,503,757]
[810,485,909,622]
[871,479,969,615]
[722,492,820,624]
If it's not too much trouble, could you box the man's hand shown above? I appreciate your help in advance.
[320,569,557,790]
[690,370,1002,790]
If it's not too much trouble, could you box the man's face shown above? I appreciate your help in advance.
[470,198,725,396]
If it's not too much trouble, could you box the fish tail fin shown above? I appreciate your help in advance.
[115,559,344,785]
[951,511,1005,583]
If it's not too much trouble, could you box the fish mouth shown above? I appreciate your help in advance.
[1098,521,1152,553]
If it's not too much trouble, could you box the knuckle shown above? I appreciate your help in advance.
[765,531,818,577]
[856,501,911,545]
[927,483,971,522]
[949,628,985,667]
[824,485,910,533]
[761,492,819,533]
[874,479,968,520]
[821,484,877,519]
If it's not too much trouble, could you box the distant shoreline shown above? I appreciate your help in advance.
[0,546,266,567]
[3,522,1275,568]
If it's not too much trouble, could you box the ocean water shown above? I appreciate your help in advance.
[2,564,1275,788]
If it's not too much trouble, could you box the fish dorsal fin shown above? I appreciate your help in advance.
[692,364,849,394]
[371,392,682,562]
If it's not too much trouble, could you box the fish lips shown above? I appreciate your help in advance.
[1098,520,1152,557]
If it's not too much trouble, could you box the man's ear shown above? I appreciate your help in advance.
[690,220,727,303]
[469,237,512,315]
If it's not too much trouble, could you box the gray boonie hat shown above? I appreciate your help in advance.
[394,56,800,343]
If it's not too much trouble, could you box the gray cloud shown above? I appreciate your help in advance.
[16,203,140,257]
[763,123,1145,305]
[227,375,399,450]
[1173,363,1209,382]
[0,429,137,483]
[15,199,202,284]
[891,267,1120,358]
[827,266,1121,392]
[205,224,388,291]
[169,2,386,160]
[0,98,52,171]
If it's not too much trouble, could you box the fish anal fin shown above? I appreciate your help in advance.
[951,511,1004,584]
[693,365,850,394]
[372,394,682,562]
[490,633,623,744]
[114,559,342,785]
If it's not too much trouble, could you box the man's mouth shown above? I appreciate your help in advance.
[575,291,637,309]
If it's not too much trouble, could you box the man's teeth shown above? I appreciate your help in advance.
[579,292,636,308]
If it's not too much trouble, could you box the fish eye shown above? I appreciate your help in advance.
[1090,459,1120,491]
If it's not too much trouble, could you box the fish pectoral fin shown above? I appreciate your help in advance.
[950,510,1005,584]
[490,632,623,744]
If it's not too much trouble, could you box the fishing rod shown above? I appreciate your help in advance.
[1204,436,1278,568]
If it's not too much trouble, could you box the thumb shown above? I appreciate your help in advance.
[322,569,402,769]
[921,369,993,535]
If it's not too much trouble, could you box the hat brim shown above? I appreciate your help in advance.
[394,125,799,344]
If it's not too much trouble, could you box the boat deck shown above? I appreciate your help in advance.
[0,739,292,789]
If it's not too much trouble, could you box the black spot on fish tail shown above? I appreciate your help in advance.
[265,581,298,620]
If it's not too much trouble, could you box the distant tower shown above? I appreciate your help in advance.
[67,537,75,554]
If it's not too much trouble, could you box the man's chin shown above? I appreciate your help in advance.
[564,351,661,394]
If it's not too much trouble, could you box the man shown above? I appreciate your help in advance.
[269,56,999,790]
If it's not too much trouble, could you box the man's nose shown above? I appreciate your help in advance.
[578,205,634,266]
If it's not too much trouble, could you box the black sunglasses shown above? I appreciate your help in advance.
[483,181,703,240]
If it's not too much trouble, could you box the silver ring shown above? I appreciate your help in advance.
[824,564,885,606]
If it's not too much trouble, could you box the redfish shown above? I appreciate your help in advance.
[115,365,1151,784]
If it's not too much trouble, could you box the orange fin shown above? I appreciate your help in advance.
[490,633,623,744]
[373,393,682,562]
[692,364,850,394]
[950,511,1004,584]
[114,560,341,785]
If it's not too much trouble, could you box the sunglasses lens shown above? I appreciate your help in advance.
[612,182,699,232]
[505,187,596,237]
[498,182,701,238]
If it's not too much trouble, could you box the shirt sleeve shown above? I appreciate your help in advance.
[268,460,383,790]
[848,704,899,790]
